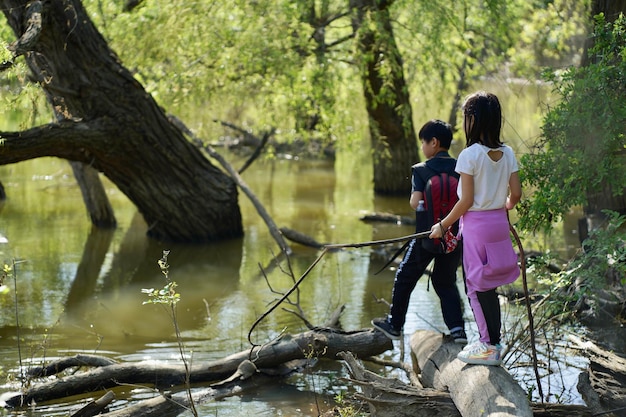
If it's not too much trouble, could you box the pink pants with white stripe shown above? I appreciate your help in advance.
[460,209,520,345]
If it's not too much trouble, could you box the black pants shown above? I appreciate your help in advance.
[388,238,464,331]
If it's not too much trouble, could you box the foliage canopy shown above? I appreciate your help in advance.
[3,0,589,149]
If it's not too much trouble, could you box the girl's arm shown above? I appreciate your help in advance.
[506,171,522,210]
[429,172,474,238]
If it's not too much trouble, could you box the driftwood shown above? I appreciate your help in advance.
[4,327,391,412]
[572,334,626,417]
[360,212,415,226]
[69,391,115,417]
[93,361,285,417]
[339,351,461,417]
[409,330,594,417]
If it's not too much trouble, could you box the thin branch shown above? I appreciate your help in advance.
[247,247,329,346]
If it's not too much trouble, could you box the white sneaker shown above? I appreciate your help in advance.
[457,342,502,366]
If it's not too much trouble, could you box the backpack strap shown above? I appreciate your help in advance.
[412,163,439,190]
[413,159,459,183]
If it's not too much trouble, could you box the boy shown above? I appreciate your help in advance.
[372,119,466,344]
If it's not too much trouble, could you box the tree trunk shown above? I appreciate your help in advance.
[350,0,419,195]
[0,0,242,243]
[64,226,115,313]
[70,162,117,228]
[579,0,626,223]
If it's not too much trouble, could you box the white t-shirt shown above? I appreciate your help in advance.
[456,143,518,211]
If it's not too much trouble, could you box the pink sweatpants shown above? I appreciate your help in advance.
[460,209,520,344]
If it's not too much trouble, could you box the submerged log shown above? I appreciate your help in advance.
[3,328,390,409]
[410,329,534,417]
[360,212,415,226]
[280,227,326,249]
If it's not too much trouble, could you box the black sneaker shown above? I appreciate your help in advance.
[371,317,401,340]
[450,329,468,344]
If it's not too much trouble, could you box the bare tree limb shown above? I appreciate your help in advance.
[27,354,117,378]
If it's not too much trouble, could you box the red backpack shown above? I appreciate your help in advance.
[413,164,460,253]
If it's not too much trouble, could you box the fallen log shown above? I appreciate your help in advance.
[96,361,280,417]
[410,329,532,417]
[28,354,117,377]
[3,327,391,409]
[341,343,592,417]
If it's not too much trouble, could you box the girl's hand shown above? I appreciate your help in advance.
[429,222,443,239]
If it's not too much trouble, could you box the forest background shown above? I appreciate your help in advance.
[2,0,624,233]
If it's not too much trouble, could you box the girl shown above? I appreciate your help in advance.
[429,91,522,366]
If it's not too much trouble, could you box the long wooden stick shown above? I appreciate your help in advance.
[509,221,544,402]
[323,231,431,249]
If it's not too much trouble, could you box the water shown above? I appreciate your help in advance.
[0,153,398,416]
[0,82,607,415]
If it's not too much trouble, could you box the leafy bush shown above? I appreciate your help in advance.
[533,211,626,320]
[518,14,626,233]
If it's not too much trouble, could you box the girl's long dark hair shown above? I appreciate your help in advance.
[462,91,503,149]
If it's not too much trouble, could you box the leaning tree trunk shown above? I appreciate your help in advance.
[0,0,242,243]
[350,0,419,195]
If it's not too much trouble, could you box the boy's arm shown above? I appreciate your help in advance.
[409,191,424,210]
[410,164,427,210]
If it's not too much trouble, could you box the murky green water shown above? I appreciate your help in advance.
[0,82,596,415]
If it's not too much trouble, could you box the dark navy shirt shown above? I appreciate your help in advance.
[411,151,458,193]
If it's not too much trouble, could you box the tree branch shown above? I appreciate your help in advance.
[0,120,106,165]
